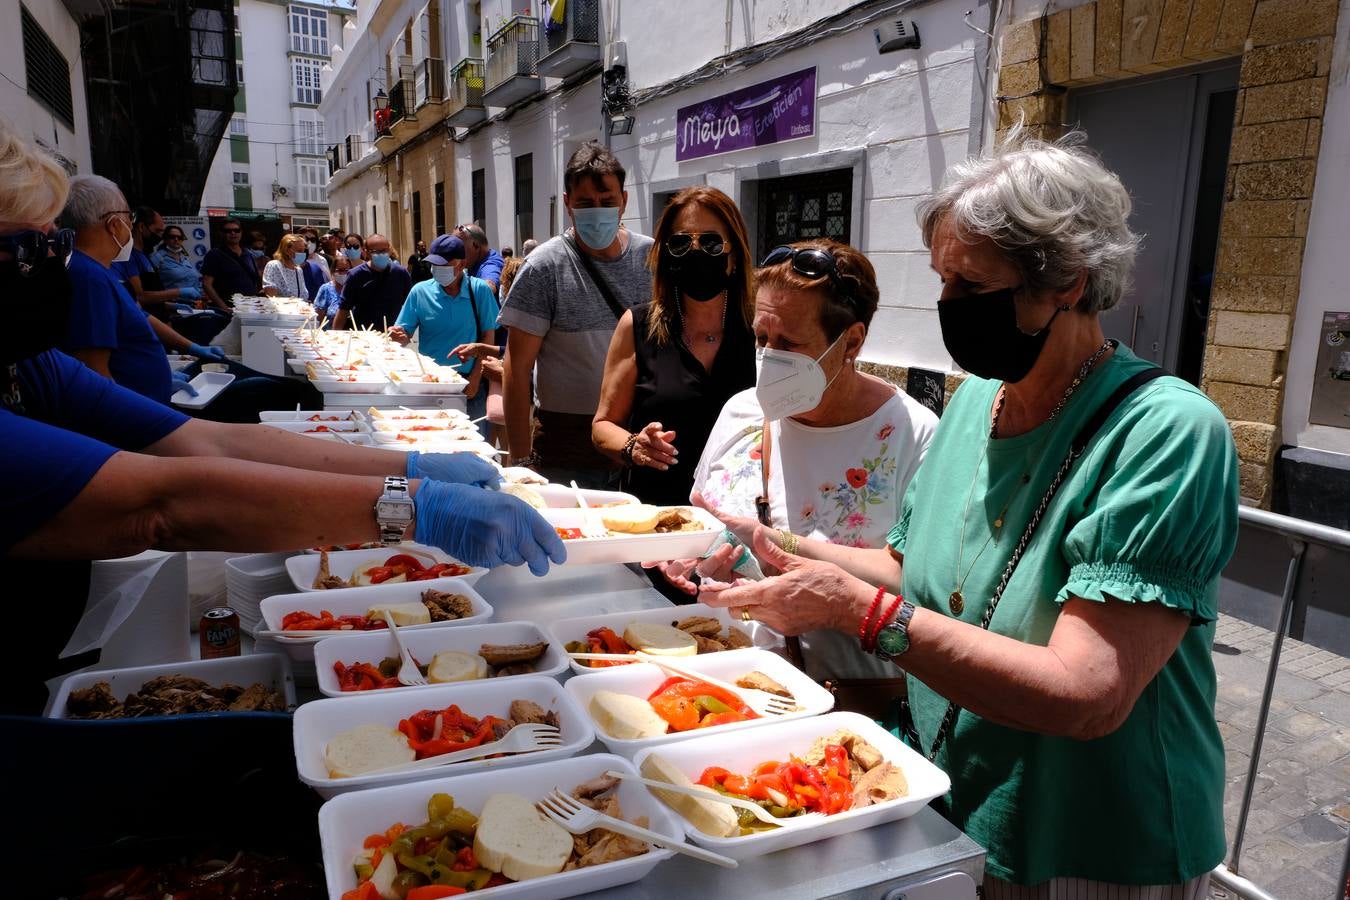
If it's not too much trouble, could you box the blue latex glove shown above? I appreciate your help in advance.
[178,286,202,300]
[172,302,195,314]
[413,480,566,576]
[406,450,502,489]
[188,342,227,361]
[171,369,198,397]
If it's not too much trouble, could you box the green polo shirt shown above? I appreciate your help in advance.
[888,345,1237,885]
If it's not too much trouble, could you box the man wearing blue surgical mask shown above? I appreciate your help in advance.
[389,234,499,435]
[497,142,654,488]
[333,232,412,331]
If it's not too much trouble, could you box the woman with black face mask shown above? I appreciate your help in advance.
[592,187,756,511]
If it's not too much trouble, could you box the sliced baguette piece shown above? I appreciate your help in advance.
[622,621,698,657]
[588,689,669,740]
[640,753,739,837]
[472,793,573,881]
[324,724,414,778]
[366,600,431,626]
[599,503,663,533]
[427,650,489,683]
[501,482,547,510]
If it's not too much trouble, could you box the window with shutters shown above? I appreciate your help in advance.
[292,57,323,105]
[230,115,247,136]
[233,170,250,186]
[296,159,327,204]
[21,5,74,129]
[289,5,329,56]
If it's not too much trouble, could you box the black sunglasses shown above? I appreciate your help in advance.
[1,228,75,274]
[760,245,854,303]
[665,231,727,258]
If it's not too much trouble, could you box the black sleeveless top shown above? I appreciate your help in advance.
[623,300,755,505]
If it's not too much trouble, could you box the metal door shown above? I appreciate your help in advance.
[1068,63,1238,370]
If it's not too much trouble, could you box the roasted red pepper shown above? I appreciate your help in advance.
[397,703,506,760]
[698,744,856,816]
[646,677,757,732]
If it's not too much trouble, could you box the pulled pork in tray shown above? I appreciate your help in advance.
[66,675,286,720]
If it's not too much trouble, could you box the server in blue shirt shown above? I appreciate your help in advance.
[0,121,565,713]
[334,233,412,330]
[389,234,499,430]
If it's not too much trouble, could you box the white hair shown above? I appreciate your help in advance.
[61,174,128,230]
[919,129,1140,313]
[0,118,69,226]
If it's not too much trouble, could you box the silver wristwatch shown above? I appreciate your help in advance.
[872,600,916,663]
[373,476,414,544]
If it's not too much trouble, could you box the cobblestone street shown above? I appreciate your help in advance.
[1210,614,1350,899]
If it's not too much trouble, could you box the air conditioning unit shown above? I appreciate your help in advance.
[276,185,289,197]
[875,19,921,53]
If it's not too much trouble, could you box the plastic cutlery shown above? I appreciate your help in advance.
[535,788,738,868]
[604,769,824,826]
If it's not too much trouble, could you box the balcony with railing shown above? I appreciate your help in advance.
[537,0,600,78]
[446,57,487,126]
[389,77,419,141]
[483,15,542,108]
[326,144,340,176]
[414,58,447,128]
[344,132,366,167]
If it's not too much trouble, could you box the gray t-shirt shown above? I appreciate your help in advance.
[497,230,653,415]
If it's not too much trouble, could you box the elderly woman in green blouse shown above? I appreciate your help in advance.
[698,133,1238,898]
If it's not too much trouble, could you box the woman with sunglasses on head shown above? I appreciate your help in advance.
[657,238,937,692]
[592,187,757,509]
[693,134,1238,897]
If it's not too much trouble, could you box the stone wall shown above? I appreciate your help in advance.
[995,0,1342,505]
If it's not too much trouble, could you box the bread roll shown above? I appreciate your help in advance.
[588,689,669,740]
[427,650,488,683]
[367,601,431,626]
[324,724,414,778]
[640,753,740,837]
[600,504,663,533]
[501,482,547,511]
[472,793,573,881]
[622,622,698,657]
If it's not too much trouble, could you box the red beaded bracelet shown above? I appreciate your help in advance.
[868,595,905,651]
[857,585,887,651]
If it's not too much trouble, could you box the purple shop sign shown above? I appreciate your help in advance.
[676,67,817,162]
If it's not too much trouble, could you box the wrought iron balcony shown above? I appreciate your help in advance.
[326,144,340,175]
[484,15,542,108]
[414,58,447,128]
[390,77,419,140]
[446,57,487,126]
[343,132,365,167]
[538,0,600,78]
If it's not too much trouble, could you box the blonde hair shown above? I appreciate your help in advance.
[499,255,524,300]
[0,118,69,226]
[274,233,308,263]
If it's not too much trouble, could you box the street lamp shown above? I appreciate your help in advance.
[607,113,635,136]
[373,89,389,112]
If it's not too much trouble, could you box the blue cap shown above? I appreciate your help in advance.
[424,233,466,266]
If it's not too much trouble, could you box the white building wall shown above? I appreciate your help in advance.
[0,0,92,173]
[1282,0,1350,458]
[456,0,982,373]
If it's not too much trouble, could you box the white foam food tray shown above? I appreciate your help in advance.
[258,410,356,423]
[549,602,784,676]
[48,653,295,719]
[295,675,594,798]
[284,546,485,593]
[632,711,952,860]
[171,371,234,409]
[313,621,566,698]
[362,408,470,422]
[387,370,468,394]
[258,578,492,662]
[262,420,360,433]
[543,506,721,566]
[530,484,639,508]
[367,419,480,435]
[563,647,833,758]
[319,753,681,900]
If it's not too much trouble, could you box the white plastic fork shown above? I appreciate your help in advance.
[603,769,825,827]
[632,653,799,717]
[382,611,428,687]
[359,723,563,775]
[570,480,609,539]
[534,788,738,868]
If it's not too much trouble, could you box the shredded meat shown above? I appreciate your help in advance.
[735,671,793,699]
[722,625,753,649]
[478,641,548,667]
[489,662,536,678]
[229,682,286,712]
[68,675,285,720]
[675,616,723,638]
[561,777,649,870]
[421,589,473,621]
[652,508,695,533]
[311,550,347,590]
[851,762,908,806]
[65,681,121,719]
[508,699,559,729]
[571,773,620,801]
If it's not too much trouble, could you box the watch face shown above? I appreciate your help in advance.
[877,625,909,658]
[376,500,412,519]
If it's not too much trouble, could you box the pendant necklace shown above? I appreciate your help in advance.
[676,292,727,350]
[948,339,1113,616]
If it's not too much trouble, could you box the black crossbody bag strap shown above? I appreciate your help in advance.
[902,366,1168,758]
[563,233,629,322]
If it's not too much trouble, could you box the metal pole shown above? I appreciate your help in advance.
[599,0,610,149]
[1227,537,1305,873]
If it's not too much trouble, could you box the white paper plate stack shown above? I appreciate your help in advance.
[225,552,298,635]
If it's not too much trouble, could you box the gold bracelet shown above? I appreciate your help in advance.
[777,529,799,555]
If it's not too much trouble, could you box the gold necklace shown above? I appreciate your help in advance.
[948,340,1113,616]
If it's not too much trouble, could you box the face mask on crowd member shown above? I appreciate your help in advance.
[423,233,466,290]
[344,245,362,260]
[938,285,1069,384]
[0,227,74,365]
[370,252,390,270]
[566,172,626,252]
[333,271,349,285]
[664,230,732,302]
[754,332,847,421]
[108,212,134,263]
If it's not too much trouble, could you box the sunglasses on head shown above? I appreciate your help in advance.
[665,231,727,258]
[760,245,854,303]
[1,228,75,274]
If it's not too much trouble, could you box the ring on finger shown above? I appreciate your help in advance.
[739,608,752,623]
